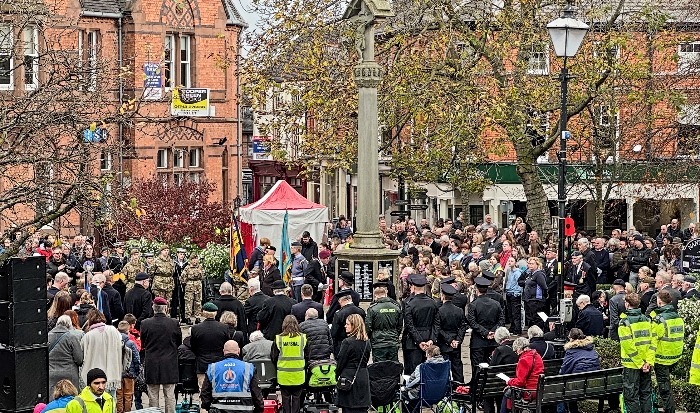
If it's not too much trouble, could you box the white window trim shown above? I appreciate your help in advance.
[100,151,113,171]
[173,172,185,186]
[189,148,200,167]
[0,24,14,91]
[527,44,550,76]
[678,42,700,73]
[164,34,175,90]
[23,26,38,90]
[87,30,98,92]
[173,148,185,168]
[157,148,169,168]
[180,34,191,88]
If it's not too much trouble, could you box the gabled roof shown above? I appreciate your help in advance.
[80,0,122,16]
[223,0,249,28]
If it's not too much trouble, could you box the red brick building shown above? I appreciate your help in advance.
[18,0,249,236]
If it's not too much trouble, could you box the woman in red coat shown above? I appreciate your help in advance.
[500,337,544,413]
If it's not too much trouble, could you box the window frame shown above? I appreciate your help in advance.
[679,42,700,73]
[527,43,550,76]
[0,24,14,90]
[23,26,38,90]
[164,34,175,89]
[157,148,169,169]
[189,147,201,168]
[179,34,191,88]
[100,151,113,171]
[173,148,185,168]
[87,30,98,91]
[164,33,192,89]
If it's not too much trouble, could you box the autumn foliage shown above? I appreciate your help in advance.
[103,177,230,247]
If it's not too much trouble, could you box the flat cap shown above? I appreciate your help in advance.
[685,275,697,283]
[441,284,457,296]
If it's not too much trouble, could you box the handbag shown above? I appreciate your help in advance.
[336,340,369,391]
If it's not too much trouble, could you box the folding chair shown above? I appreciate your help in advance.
[401,360,453,413]
[368,361,403,413]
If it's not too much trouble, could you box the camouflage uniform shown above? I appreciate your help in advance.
[122,258,145,291]
[181,263,204,319]
[149,254,175,301]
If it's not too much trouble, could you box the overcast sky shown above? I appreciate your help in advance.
[235,0,259,31]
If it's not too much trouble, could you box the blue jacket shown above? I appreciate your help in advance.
[574,304,605,337]
[121,333,141,378]
[41,395,74,413]
[559,337,600,375]
[505,268,522,296]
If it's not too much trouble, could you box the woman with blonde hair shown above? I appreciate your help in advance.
[40,379,79,413]
[76,291,95,328]
[220,311,245,348]
[271,315,308,413]
[47,291,72,330]
[335,314,371,413]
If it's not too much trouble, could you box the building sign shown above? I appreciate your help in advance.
[143,63,162,100]
[252,136,273,161]
[682,238,700,274]
[171,88,210,117]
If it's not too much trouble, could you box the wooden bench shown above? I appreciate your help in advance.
[457,359,563,413]
[510,367,624,413]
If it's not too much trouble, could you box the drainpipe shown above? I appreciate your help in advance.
[118,14,124,188]
[236,29,243,200]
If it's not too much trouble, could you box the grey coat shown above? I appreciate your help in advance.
[242,338,273,362]
[48,325,84,393]
[608,291,626,341]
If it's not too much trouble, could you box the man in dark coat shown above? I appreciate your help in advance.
[683,275,700,300]
[291,284,324,323]
[326,271,360,323]
[244,278,268,335]
[299,308,332,361]
[402,273,440,375]
[213,281,248,338]
[577,238,599,280]
[140,297,182,413]
[573,294,604,337]
[304,250,331,303]
[102,273,124,323]
[645,271,682,316]
[608,279,627,341]
[124,273,153,330]
[331,290,366,356]
[89,273,112,324]
[424,233,442,256]
[190,302,231,388]
[467,277,505,386]
[566,251,595,299]
[257,280,295,340]
[300,231,318,261]
[436,284,468,383]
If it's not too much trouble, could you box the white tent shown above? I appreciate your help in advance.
[239,180,329,249]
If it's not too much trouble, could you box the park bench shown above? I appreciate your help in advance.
[458,358,563,413]
[509,367,624,413]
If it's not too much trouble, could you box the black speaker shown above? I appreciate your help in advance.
[0,257,46,302]
[0,300,47,347]
[0,345,49,411]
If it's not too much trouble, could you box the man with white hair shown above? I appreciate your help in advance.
[574,294,604,337]
[671,273,685,298]
[577,238,599,280]
[213,282,247,336]
[683,275,700,300]
[244,277,268,335]
[242,331,273,362]
[89,273,112,323]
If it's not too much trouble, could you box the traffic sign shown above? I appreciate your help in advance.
[390,211,408,217]
[394,200,410,206]
[409,204,429,211]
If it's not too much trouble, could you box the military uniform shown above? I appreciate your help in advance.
[122,258,145,291]
[437,290,468,383]
[182,263,204,320]
[650,305,684,413]
[365,296,402,362]
[619,308,654,413]
[402,291,439,375]
[467,287,505,386]
[149,253,175,302]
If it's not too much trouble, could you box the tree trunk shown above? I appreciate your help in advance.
[516,156,552,239]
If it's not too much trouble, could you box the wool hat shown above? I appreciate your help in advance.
[633,234,644,243]
[153,297,168,305]
[135,272,149,281]
[86,368,107,385]
[202,302,218,312]
[318,250,331,259]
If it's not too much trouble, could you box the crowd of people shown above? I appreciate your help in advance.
[17,212,700,413]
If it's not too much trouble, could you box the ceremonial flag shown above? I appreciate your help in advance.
[230,212,248,283]
[279,210,292,285]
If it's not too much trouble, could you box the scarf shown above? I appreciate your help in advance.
[81,323,123,391]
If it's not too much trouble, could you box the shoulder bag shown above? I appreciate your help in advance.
[336,340,369,391]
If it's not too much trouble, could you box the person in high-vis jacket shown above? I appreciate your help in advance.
[271,315,309,413]
[650,290,684,413]
[200,340,264,413]
[690,330,700,385]
[618,293,655,413]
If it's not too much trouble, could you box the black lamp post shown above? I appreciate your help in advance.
[547,4,588,334]
[234,195,242,212]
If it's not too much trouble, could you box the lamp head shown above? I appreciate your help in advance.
[547,5,589,58]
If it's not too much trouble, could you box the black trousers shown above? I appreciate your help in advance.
[280,385,303,413]
[170,282,185,320]
[524,299,547,330]
[469,346,495,387]
[403,347,425,375]
[444,347,464,383]
[506,294,522,334]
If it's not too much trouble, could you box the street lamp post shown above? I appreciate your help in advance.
[547,4,588,337]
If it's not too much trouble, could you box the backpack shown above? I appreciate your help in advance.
[122,338,133,376]
[307,359,337,387]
